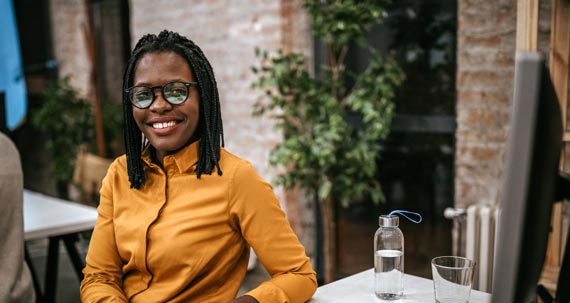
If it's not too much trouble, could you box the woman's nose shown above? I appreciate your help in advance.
[149,89,172,112]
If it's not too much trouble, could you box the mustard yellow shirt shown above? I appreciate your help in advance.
[80,141,317,302]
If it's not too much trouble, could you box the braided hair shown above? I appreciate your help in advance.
[122,30,224,189]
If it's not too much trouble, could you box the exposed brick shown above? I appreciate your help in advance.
[456,145,500,163]
[459,108,508,130]
[460,35,501,48]
[454,0,539,211]
[494,51,514,67]
[454,180,500,208]
[457,70,512,88]
[457,90,509,107]
[457,50,514,71]
[455,128,507,145]
[49,0,92,98]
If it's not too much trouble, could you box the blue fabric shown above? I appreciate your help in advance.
[0,0,27,130]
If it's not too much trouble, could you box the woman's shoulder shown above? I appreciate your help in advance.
[104,154,128,177]
[112,154,128,168]
[219,148,257,177]
[219,147,244,162]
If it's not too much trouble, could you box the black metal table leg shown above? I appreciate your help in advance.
[24,243,45,303]
[44,237,60,303]
[62,234,85,281]
[27,232,88,303]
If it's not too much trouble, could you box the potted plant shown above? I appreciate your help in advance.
[252,0,404,283]
[30,77,94,199]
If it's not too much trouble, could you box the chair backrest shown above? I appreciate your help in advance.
[72,145,112,206]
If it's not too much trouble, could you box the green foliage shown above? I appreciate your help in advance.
[304,0,390,50]
[252,0,404,207]
[31,77,94,183]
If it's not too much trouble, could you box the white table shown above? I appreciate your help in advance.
[24,190,98,240]
[309,269,492,303]
[23,190,98,303]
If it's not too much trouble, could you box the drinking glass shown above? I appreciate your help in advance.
[431,256,475,303]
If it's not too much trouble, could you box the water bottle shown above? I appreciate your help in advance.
[374,214,404,300]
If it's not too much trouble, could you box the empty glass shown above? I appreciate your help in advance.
[431,256,475,303]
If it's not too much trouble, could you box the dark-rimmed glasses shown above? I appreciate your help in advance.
[125,81,198,109]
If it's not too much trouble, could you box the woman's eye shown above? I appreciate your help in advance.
[135,92,150,100]
[171,89,184,96]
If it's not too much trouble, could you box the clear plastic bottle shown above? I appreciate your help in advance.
[374,215,404,300]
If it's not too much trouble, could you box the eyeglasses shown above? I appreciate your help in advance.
[125,81,198,109]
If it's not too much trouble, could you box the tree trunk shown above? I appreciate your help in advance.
[320,193,337,283]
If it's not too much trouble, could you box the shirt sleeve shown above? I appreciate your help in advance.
[80,162,128,303]
[228,161,317,303]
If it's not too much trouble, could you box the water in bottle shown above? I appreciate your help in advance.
[374,249,404,300]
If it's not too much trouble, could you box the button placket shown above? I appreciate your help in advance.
[140,168,168,289]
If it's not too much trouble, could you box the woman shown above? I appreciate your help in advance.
[80,30,317,303]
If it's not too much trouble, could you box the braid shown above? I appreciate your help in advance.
[122,30,224,189]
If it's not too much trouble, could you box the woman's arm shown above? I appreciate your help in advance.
[229,161,318,303]
[80,163,128,302]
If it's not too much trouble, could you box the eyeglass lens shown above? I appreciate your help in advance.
[131,81,189,108]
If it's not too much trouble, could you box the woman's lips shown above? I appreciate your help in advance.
[147,119,181,135]
[152,120,177,129]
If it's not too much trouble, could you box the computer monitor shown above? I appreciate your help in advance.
[491,52,565,302]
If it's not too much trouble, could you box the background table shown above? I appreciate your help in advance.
[23,190,98,303]
[309,268,491,303]
[24,190,98,240]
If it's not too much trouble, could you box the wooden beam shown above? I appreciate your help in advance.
[545,0,570,269]
[546,203,564,267]
[550,0,570,140]
[516,0,539,51]
[83,0,106,157]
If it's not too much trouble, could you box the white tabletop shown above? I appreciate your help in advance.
[23,190,98,240]
[309,269,491,303]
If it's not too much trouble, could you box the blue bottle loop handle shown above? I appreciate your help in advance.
[388,210,422,224]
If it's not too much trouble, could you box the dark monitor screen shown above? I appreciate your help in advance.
[491,52,563,302]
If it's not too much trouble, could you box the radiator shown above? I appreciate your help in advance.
[465,205,500,293]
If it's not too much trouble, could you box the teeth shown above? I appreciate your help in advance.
[152,121,177,129]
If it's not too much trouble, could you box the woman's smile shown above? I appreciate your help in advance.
[152,120,177,129]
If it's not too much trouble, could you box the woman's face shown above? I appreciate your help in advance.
[132,51,200,162]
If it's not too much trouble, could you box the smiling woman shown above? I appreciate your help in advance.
[79,30,317,303]
[131,52,200,162]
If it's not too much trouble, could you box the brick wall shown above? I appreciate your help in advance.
[49,0,92,97]
[455,0,551,208]
[50,0,125,102]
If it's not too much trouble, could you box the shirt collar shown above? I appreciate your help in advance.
[141,140,200,173]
